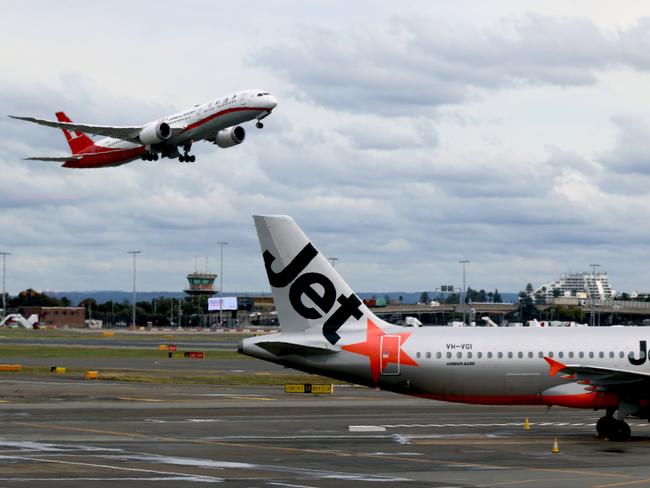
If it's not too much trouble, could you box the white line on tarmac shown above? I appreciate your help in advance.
[268,483,318,488]
[0,455,223,482]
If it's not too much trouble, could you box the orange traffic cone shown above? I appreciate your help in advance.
[552,437,560,454]
[524,417,530,431]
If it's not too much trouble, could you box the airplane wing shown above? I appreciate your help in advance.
[24,155,83,162]
[545,357,650,387]
[9,115,144,142]
[255,340,341,356]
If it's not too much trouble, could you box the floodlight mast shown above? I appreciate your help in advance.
[218,242,228,326]
[127,251,141,328]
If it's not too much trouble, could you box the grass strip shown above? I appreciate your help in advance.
[0,345,243,359]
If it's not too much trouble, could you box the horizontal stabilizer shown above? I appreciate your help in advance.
[24,155,83,162]
[256,340,340,356]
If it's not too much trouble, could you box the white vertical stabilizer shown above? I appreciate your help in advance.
[253,215,375,343]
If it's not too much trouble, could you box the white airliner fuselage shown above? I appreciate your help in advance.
[241,215,650,442]
[10,89,278,168]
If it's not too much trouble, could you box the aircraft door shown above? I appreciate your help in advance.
[380,335,401,375]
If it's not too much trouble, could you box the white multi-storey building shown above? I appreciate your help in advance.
[535,272,614,301]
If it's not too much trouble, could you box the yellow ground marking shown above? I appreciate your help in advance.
[593,479,650,488]
[413,438,573,446]
[225,395,274,401]
[479,478,606,487]
[13,421,631,482]
[117,397,165,403]
[0,400,10,403]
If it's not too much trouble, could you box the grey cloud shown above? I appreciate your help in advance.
[600,114,650,176]
[254,14,650,116]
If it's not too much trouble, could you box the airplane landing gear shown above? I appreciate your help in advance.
[178,144,195,163]
[256,121,264,129]
[141,152,158,161]
[596,412,631,441]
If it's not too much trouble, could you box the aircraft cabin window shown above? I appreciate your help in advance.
[579,352,584,358]
[416,352,421,359]
[548,351,554,358]
[518,352,523,359]
[457,352,462,359]
[425,352,431,359]
[609,351,615,359]
[558,352,564,358]
[487,352,493,358]
[447,352,452,359]
[568,352,574,358]
[467,352,473,359]
[599,352,604,358]
[528,351,533,358]
[507,352,513,359]
[436,352,441,359]
[498,352,503,359]
[477,352,482,358]
[619,351,624,358]
[538,351,543,358]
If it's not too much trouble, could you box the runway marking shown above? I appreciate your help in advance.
[102,453,410,482]
[268,483,318,488]
[594,479,650,488]
[0,477,218,482]
[0,454,222,482]
[117,397,165,402]
[378,421,650,429]
[13,421,632,482]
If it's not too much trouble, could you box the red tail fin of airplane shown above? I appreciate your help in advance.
[55,112,94,154]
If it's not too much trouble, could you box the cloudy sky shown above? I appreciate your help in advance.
[2,1,650,296]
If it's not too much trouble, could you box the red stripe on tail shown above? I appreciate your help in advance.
[55,112,95,154]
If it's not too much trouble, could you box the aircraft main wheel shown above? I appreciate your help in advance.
[256,121,263,129]
[609,421,631,442]
[597,416,630,441]
[190,155,196,162]
[153,154,158,161]
[179,155,185,162]
[596,416,616,438]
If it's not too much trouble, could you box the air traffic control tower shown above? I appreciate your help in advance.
[184,271,218,297]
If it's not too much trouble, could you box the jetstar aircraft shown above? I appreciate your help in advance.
[9,89,278,168]
[240,215,650,442]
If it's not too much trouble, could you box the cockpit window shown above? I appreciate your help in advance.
[257,93,263,96]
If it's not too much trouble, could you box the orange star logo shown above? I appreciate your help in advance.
[341,318,419,384]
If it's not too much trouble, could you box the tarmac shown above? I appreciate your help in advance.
[3,366,650,488]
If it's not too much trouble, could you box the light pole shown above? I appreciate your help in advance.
[459,260,470,325]
[589,263,600,327]
[127,251,141,328]
[218,242,228,326]
[0,252,10,320]
[328,257,338,268]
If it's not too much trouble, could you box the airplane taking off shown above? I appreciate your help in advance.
[9,89,277,168]
[241,215,650,441]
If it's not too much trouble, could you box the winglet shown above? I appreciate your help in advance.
[544,356,567,377]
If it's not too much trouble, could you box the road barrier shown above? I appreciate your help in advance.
[50,366,66,374]
[101,331,115,337]
[158,344,168,351]
[284,383,334,394]
[85,370,98,380]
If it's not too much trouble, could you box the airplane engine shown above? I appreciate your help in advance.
[214,126,246,148]
[138,121,172,145]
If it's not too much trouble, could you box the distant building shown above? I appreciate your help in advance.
[21,306,85,328]
[536,272,614,301]
[184,272,218,297]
